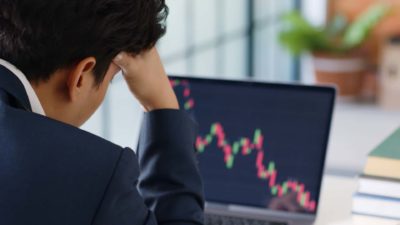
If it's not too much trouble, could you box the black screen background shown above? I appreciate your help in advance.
[171,77,334,215]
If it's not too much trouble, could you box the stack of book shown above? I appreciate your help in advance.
[352,127,400,225]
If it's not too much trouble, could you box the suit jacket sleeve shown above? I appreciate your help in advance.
[92,109,204,225]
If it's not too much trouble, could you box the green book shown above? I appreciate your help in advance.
[364,127,400,179]
[369,127,400,159]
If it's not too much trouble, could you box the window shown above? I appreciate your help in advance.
[159,0,301,80]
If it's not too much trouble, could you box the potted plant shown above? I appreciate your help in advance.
[279,4,390,96]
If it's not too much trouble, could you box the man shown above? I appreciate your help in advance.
[0,0,204,225]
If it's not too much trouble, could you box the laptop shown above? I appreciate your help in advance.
[169,76,336,225]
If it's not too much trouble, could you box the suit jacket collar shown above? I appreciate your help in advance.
[0,65,32,112]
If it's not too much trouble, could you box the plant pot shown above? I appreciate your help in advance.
[313,54,366,96]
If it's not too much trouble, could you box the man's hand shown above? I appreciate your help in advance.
[113,48,179,112]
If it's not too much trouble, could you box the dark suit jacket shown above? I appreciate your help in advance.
[0,65,204,225]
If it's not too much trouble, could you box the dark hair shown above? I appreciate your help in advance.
[0,0,168,84]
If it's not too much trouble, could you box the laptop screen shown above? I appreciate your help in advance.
[170,76,335,215]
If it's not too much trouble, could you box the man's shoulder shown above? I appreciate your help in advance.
[1,105,126,160]
[0,107,138,223]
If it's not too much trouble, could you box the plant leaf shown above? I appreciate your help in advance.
[343,4,390,49]
[279,11,333,54]
[326,14,348,37]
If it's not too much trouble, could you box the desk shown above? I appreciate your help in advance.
[325,102,400,176]
[315,102,400,224]
[314,175,357,225]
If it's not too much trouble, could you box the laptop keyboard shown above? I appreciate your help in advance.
[204,213,287,225]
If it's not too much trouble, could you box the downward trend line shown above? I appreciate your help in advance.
[196,122,316,211]
[170,79,316,212]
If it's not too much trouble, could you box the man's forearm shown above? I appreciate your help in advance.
[137,109,204,225]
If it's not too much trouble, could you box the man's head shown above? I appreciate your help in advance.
[0,0,168,126]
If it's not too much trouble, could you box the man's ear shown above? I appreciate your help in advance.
[66,57,96,101]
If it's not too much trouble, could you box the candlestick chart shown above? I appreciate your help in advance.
[170,78,329,213]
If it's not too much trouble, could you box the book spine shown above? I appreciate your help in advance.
[353,194,400,220]
[353,214,400,225]
[359,177,400,199]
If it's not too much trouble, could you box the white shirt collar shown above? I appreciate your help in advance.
[0,59,46,116]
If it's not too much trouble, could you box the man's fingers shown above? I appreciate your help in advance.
[113,52,130,69]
